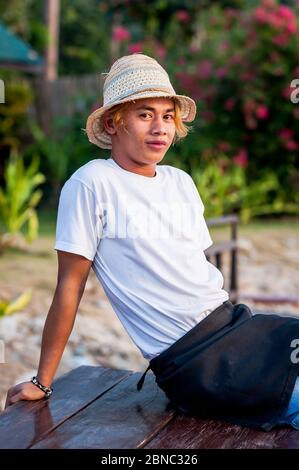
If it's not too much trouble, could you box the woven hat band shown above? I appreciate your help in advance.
[107,87,174,106]
[103,67,175,106]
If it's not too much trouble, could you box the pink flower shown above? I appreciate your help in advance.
[278,5,296,22]
[176,72,194,89]
[282,85,293,99]
[278,128,294,140]
[175,10,190,23]
[197,60,213,80]
[225,8,238,19]
[189,44,199,53]
[224,98,236,111]
[216,67,228,79]
[219,41,229,52]
[254,7,269,24]
[156,45,167,59]
[112,26,131,42]
[284,140,298,151]
[279,129,298,150]
[177,57,186,66]
[256,105,269,120]
[218,141,230,152]
[286,22,297,34]
[254,3,297,36]
[230,54,243,65]
[267,12,284,30]
[240,71,256,82]
[128,43,143,53]
[272,33,289,47]
[233,149,248,168]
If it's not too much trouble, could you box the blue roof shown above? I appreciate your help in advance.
[0,22,43,66]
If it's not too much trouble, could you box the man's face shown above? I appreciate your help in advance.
[109,97,176,166]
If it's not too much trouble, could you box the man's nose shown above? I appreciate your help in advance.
[151,116,167,134]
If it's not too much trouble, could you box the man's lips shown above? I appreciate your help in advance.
[146,141,167,149]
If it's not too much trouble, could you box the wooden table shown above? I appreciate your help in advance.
[1,365,299,449]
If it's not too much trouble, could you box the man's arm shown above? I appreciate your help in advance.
[5,250,92,408]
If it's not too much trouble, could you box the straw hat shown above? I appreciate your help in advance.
[85,53,197,149]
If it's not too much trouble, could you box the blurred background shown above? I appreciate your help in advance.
[0,0,298,409]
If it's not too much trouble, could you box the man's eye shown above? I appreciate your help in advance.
[139,113,174,119]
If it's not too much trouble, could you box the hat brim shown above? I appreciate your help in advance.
[85,91,197,150]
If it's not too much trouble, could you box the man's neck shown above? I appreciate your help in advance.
[111,155,157,177]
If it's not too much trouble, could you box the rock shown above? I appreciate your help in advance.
[237,238,254,255]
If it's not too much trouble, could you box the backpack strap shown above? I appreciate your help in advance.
[136,364,151,391]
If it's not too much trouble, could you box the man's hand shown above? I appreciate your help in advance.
[5,381,46,409]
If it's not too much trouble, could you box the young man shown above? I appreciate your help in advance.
[5,54,299,432]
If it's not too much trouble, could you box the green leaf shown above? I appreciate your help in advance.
[3,289,32,316]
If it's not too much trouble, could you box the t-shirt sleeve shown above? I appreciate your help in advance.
[187,174,213,251]
[201,213,213,251]
[54,178,102,261]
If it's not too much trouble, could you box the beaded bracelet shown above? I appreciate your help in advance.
[31,376,53,399]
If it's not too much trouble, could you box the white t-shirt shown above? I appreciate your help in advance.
[54,157,229,360]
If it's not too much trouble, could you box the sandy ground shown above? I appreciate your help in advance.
[0,222,298,410]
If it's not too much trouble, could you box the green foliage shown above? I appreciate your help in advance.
[0,151,45,246]
[0,75,33,154]
[65,0,299,216]
[192,157,299,223]
[161,1,299,204]
[26,95,96,205]
[0,0,46,51]
[59,0,111,75]
[28,122,69,198]
[0,289,32,317]
[0,0,110,75]
[110,0,299,215]
[1,0,299,218]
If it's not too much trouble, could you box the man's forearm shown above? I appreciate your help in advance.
[36,283,83,387]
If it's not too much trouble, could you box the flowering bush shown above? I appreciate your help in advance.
[4,0,297,218]
[167,1,299,211]
[114,0,299,216]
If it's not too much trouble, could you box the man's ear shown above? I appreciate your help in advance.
[102,113,117,136]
